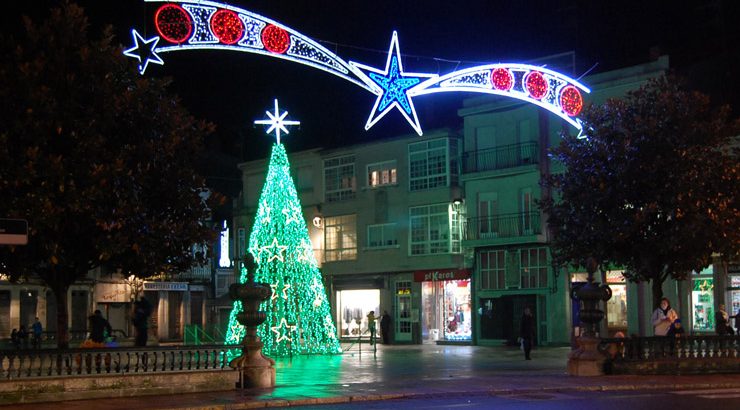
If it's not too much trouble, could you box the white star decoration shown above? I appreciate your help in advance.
[259,238,287,263]
[254,99,301,144]
[271,318,296,343]
[282,204,302,225]
[270,282,291,301]
[350,31,436,136]
[296,239,314,264]
[123,29,164,75]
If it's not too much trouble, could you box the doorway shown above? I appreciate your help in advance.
[478,294,536,345]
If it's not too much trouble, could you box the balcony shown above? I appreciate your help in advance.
[461,142,539,174]
[179,265,212,281]
[463,212,541,242]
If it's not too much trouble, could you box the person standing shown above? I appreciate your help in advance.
[133,296,152,347]
[651,297,678,336]
[18,325,29,349]
[89,310,112,344]
[31,317,43,349]
[716,304,735,336]
[366,311,377,345]
[380,310,392,344]
[520,307,535,360]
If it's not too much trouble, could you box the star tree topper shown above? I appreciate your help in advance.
[254,99,301,144]
[351,31,437,136]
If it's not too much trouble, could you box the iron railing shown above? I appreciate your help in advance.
[463,212,541,241]
[461,142,539,173]
[600,335,740,361]
[0,344,234,379]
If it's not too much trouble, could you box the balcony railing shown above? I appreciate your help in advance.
[461,142,539,173]
[180,265,212,281]
[0,344,233,379]
[464,212,541,241]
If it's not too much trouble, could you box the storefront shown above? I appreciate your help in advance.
[94,282,132,335]
[727,264,740,320]
[691,267,714,333]
[416,268,471,343]
[605,270,628,335]
[335,289,379,339]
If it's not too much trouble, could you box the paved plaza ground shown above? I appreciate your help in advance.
[8,343,740,409]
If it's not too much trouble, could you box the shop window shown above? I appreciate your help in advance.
[729,276,740,319]
[422,280,471,342]
[368,160,397,187]
[324,214,357,261]
[520,247,548,288]
[606,271,627,332]
[324,156,356,202]
[692,278,714,332]
[479,250,506,290]
[336,289,379,338]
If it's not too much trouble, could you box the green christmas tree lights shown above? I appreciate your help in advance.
[225,143,341,356]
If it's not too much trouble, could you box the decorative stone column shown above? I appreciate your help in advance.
[567,257,612,376]
[228,254,275,388]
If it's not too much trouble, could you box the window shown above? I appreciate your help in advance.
[324,156,356,202]
[409,139,448,191]
[521,188,533,234]
[368,160,397,187]
[520,247,548,288]
[410,204,451,255]
[479,250,506,290]
[478,192,498,238]
[367,223,398,248]
[324,214,357,261]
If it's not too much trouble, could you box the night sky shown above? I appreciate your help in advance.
[5,1,739,198]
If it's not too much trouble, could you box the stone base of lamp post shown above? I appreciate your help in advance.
[567,335,606,376]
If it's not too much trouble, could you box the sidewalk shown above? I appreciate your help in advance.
[8,343,740,409]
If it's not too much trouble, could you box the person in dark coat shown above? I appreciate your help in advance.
[380,310,392,344]
[133,296,152,347]
[17,325,29,349]
[89,310,112,343]
[519,307,535,360]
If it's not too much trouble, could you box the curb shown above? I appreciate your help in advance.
[158,381,740,410]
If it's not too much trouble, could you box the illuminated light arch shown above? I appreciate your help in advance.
[127,0,591,135]
[409,63,591,131]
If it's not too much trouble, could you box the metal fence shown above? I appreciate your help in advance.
[461,142,539,173]
[0,344,234,379]
[600,335,740,360]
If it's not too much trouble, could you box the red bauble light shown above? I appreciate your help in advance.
[155,4,192,44]
[525,71,548,100]
[559,85,583,116]
[210,9,244,45]
[490,68,513,91]
[262,25,290,54]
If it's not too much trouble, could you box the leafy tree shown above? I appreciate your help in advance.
[542,75,739,308]
[0,3,222,347]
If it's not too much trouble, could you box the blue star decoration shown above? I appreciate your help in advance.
[123,29,164,75]
[351,31,436,136]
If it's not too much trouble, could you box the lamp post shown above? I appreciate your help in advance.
[228,253,275,388]
[567,257,612,376]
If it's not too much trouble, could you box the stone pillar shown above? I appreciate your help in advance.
[10,288,20,330]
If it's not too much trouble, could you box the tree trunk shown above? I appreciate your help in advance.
[651,276,664,310]
[51,284,70,349]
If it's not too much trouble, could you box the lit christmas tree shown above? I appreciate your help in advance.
[224,104,341,356]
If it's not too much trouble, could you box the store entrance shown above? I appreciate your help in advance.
[421,279,471,343]
[479,294,536,345]
[336,289,379,340]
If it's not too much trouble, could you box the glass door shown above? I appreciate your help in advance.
[395,281,412,342]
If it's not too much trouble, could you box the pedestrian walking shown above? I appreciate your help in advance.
[715,304,735,336]
[380,310,391,344]
[31,317,43,349]
[366,311,377,345]
[89,310,112,344]
[651,297,678,336]
[133,296,152,347]
[519,307,535,360]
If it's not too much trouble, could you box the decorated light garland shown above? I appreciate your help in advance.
[127,0,590,135]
